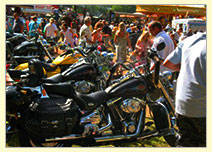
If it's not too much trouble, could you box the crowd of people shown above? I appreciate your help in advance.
[6,7,206,147]
[7,8,200,61]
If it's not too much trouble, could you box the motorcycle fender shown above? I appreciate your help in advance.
[62,53,82,65]
[15,62,28,70]
[52,53,82,65]
[46,66,61,77]
[148,102,170,132]
[52,55,65,65]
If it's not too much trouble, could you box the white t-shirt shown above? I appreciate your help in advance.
[152,31,175,72]
[165,32,206,117]
[173,31,180,42]
[44,23,58,37]
[79,24,92,47]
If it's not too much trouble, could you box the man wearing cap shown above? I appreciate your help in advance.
[126,23,134,33]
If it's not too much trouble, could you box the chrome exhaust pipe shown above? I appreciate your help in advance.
[45,114,112,142]
[45,134,82,142]
[98,114,112,133]
[45,110,174,143]
[95,110,144,143]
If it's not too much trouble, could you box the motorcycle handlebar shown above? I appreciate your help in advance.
[153,56,160,85]
[73,47,87,57]
[105,62,129,87]
[147,49,160,85]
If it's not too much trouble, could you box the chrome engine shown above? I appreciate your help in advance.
[79,98,145,137]
[120,97,145,113]
[80,107,113,136]
[43,98,148,143]
[122,121,137,134]
[119,98,146,135]
[73,80,95,94]
[80,110,102,125]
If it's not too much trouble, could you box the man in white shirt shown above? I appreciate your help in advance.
[148,21,175,72]
[163,32,206,147]
[44,18,58,53]
[79,16,94,48]
[44,18,58,38]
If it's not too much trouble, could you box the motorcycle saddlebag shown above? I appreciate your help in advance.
[23,96,79,138]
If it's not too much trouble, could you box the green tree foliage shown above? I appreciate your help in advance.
[86,5,111,16]
[62,5,136,16]
[111,5,136,13]
[71,5,111,16]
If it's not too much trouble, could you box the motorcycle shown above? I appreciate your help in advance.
[7,45,114,94]
[6,31,53,66]
[7,44,84,81]
[7,42,112,80]
[6,32,28,49]
[36,45,115,93]
[6,42,179,147]
[6,32,28,63]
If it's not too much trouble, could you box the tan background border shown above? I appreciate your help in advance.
[1,0,210,152]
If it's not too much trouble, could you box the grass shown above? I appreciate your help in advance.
[93,116,170,147]
[7,135,170,147]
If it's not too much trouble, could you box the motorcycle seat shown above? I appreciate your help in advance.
[42,73,64,83]
[14,56,40,59]
[43,82,75,99]
[75,91,108,110]
[13,56,40,64]
[7,69,29,80]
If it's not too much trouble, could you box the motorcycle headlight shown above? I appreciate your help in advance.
[108,53,114,59]
[161,71,172,80]
[101,51,108,57]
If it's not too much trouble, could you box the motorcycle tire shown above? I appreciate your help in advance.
[163,134,178,147]
[18,129,72,147]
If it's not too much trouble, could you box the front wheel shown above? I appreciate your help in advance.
[163,133,180,147]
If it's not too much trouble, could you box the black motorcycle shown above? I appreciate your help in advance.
[6,42,179,147]
[7,45,115,94]
[6,31,53,66]
[37,45,114,93]
[6,32,28,63]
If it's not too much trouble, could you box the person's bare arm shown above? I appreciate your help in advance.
[135,38,142,50]
[20,24,24,33]
[150,58,164,71]
[163,59,181,71]
[114,33,118,44]
[126,33,132,49]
